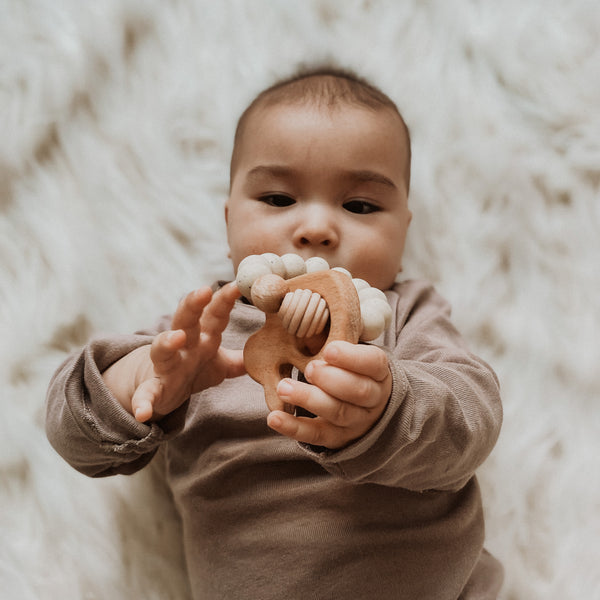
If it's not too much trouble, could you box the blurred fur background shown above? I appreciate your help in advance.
[1,1,599,598]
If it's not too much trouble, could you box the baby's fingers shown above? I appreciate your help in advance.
[131,377,162,422]
[171,287,213,332]
[199,282,240,339]
[322,341,390,382]
[150,330,186,371]
[267,411,344,449]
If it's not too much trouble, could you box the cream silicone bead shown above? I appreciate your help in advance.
[260,253,287,278]
[236,253,290,300]
[238,254,267,269]
[359,304,387,341]
[305,256,330,273]
[358,287,392,341]
[332,266,352,278]
[352,278,370,293]
[236,255,272,299]
[358,286,388,304]
[280,253,306,279]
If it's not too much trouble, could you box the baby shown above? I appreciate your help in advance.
[46,67,504,599]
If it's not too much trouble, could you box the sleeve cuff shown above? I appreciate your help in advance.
[69,335,186,449]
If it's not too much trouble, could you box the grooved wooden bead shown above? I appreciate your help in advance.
[278,289,329,337]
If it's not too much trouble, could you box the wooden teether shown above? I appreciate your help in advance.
[237,253,393,413]
[244,269,361,413]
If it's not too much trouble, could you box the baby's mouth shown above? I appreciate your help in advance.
[294,252,336,265]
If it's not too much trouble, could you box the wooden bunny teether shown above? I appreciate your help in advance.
[244,269,361,413]
[237,253,392,413]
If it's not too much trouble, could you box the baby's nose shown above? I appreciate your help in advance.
[293,205,339,248]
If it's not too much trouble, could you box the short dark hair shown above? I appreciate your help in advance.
[230,65,411,192]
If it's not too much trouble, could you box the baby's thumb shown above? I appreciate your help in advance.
[131,377,162,422]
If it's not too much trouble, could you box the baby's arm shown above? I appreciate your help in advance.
[268,282,502,492]
[102,282,245,422]
[46,282,244,477]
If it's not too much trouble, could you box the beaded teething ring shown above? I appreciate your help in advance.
[237,253,392,413]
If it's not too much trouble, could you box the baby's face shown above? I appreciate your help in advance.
[226,102,411,290]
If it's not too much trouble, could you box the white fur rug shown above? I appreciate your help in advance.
[2,1,599,598]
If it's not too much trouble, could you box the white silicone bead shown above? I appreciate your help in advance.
[261,253,286,278]
[305,256,330,273]
[238,254,268,272]
[236,259,272,299]
[281,253,306,279]
[332,266,352,278]
[352,278,370,292]
[358,286,388,303]
[361,297,392,328]
[360,306,386,341]
[381,302,393,328]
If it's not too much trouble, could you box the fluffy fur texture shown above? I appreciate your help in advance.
[1,1,598,598]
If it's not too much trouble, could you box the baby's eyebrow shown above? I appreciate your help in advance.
[246,165,397,190]
[246,165,295,182]
[345,170,397,190]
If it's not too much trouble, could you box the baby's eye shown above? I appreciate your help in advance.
[343,200,380,214]
[259,194,295,207]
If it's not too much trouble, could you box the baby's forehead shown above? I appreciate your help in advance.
[243,99,406,142]
[231,98,412,193]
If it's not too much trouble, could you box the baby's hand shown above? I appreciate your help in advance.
[266,341,392,449]
[111,282,245,422]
